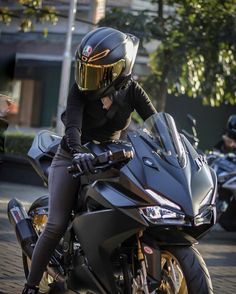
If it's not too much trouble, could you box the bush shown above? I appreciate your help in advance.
[4,131,35,157]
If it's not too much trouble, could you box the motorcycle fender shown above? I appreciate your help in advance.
[142,242,161,289]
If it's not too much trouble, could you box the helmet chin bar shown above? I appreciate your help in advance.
[100,75,132,99]
[114,75,132,90]
[82,75,132,101]
[82,85,115,101]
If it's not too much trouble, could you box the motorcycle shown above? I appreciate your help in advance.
[182,114,236,231]
[207,151,236,231]
[8,112,217,294]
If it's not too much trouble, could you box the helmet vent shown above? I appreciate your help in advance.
[88,49,110,62]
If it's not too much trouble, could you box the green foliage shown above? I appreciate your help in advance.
[0,7,11,25]
[100,0,236,107]
[154,0,236,106]
[4,131,34,157]
[0,0,58,33]
[141,73,161,109]
[99,8,157,49]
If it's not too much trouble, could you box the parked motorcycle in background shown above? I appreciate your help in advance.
[182,114,236,231]
[207,151,236,231]
[8,113,217,294]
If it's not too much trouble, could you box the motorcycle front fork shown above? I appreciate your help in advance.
[132,231,149,294]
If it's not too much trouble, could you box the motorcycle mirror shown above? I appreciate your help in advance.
[187,114,196,127]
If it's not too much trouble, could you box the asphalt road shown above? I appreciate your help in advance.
[0,181,236,294]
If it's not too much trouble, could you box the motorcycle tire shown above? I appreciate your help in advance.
[218,198,236,232]
[159,245,213,294]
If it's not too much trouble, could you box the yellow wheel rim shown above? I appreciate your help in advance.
[159,251,188,294]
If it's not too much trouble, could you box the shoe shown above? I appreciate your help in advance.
[22,284,39,294]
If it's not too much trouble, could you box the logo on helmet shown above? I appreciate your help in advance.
[82,45,93,57]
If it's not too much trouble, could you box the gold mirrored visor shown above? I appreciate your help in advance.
[75,59,125,91]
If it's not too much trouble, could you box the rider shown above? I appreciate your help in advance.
[22,27,157,293]
[214,115,236,153]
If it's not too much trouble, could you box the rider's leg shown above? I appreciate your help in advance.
[24,146,79,288]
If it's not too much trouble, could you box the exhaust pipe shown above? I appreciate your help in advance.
[7,198,38,258]
[7,198,65,283]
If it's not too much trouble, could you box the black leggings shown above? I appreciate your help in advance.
[27,146,79,286]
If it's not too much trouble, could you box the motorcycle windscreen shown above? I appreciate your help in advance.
[140,112,187,168]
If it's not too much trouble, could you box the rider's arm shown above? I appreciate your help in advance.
[130,81,157,120]
[60,83,85,154]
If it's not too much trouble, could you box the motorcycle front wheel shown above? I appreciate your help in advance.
[158,246,213,294]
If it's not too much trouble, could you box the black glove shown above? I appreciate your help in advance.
[73,152,95,174]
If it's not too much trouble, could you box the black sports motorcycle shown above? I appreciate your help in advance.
[8,112,217,294]
[207,151,236,231]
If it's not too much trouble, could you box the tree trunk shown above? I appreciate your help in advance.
[156,49,171,112]
[157,80,167,112]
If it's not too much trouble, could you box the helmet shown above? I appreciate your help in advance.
[226,114,236,140]
[74,27,139,98]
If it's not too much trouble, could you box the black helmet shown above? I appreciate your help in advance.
[74,27,139,98]
[226,114,236,140]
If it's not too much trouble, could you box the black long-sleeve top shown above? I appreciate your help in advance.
[60,80,157,154]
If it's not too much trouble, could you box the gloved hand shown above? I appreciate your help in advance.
[73,153,96,174]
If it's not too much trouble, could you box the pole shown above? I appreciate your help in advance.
[56,0,77,135]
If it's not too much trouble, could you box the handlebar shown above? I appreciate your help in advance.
[67,149,133,178]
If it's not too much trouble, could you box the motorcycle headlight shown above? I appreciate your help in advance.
[140,206,185,225]
[141,190,185,225]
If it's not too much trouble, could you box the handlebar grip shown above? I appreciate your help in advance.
[95,151,112,164]
[110,149,134,161]
[67,149,133,177]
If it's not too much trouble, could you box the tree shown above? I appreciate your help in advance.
[99,0,236,110]
[0,1,95,35]
[0,0,58,36]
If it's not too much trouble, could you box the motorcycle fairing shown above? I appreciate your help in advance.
[72,208,147,294]
[124,113,215,217]
[84,176,211,243]
[27,130,61,184]
[87,179,154,208]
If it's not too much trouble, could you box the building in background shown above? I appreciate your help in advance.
[0,0,156,129]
